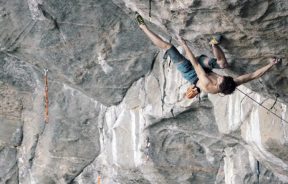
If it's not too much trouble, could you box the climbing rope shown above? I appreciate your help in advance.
[44,69,49,123]
[236,88,288,124]
[149,0,152,21]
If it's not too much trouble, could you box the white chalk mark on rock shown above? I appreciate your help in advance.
[97,53,113,74]
[27,0,45,20]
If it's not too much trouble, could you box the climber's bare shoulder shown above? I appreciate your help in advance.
[198,83,220,94]
[196,74,221,94]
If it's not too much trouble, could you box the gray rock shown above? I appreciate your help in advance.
[0,0,287,183]
[0,147,18,184]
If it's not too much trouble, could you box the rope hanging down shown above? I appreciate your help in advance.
[236,88,288,124]
[149,0,152,21]
[44,69,49,123]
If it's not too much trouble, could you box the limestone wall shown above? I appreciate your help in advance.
[0,0,287,183]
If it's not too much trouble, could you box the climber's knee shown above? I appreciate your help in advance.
[164,45,187,63]
[216,59,228,69]
[207,58,228,69]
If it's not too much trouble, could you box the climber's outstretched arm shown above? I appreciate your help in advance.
[178,36,210,85]
[234,58,279,86]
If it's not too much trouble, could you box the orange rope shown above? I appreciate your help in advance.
[44,69,49,123]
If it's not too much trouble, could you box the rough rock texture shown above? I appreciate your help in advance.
[0,0,287,183]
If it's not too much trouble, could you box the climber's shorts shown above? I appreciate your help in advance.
[165,45,219,84]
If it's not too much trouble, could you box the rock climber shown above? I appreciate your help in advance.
[135,12,280,99]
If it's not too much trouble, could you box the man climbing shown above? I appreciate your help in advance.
[135,12,279,99]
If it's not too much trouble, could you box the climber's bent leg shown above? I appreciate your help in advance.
[211,44,228,68]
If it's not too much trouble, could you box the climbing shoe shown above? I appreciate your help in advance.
[135,12,145,25]
[209,34,222,45]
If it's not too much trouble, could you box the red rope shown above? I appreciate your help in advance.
[44,69,49,123]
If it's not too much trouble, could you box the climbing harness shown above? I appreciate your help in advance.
[44,69,49,123]
[236,88,288,124]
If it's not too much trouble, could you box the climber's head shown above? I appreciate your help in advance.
[218,76,236,95]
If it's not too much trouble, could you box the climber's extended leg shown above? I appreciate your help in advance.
[136,13,172,50]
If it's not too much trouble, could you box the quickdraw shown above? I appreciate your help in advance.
[44,69,49,123]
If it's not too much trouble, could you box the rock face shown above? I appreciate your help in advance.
[0,0,287,183]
